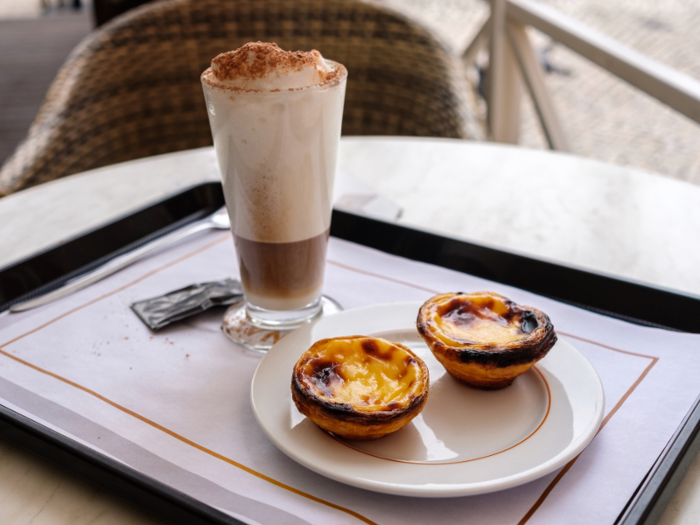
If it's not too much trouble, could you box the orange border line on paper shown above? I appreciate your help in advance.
[1,234,232,348]
[0,345,375,525]
[327,260,440,294]
[0,234,377,525]
[0,246,661,525]
[517,332,658,525]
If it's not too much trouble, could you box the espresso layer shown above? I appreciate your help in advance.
[235,230,329,310]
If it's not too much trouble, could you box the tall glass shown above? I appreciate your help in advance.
[201,59,347,352]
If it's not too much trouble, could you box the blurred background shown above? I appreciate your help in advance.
[2,0,699,185]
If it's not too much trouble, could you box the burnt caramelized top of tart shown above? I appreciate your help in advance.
[430,292,538,347]
[293,336,428,413]
[417,292,557,368]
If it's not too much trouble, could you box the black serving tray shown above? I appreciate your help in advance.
[1,181,699,525]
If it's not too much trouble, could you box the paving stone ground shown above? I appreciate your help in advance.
[2,0,698,185]
[379,0,700,185]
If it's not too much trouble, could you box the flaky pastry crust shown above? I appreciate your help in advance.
[417,292,557,389]
[291,336,429,440]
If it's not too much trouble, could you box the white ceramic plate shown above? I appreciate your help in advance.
[251,302,605,497]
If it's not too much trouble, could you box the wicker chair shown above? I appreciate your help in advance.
[0,0,483,196]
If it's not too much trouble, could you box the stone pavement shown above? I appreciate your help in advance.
[379,0,700,185]
[1,0,699,185]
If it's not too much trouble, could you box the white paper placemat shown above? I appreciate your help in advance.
[1,230,699,525]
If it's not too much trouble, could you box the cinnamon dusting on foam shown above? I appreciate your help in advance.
[203,42,342,92]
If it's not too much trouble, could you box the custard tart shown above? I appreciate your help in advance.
[291,336,429,440]
[417,292,557,390]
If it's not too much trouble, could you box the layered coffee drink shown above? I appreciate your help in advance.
[201,43,347,340]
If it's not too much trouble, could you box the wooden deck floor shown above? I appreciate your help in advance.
[0,8,91,166]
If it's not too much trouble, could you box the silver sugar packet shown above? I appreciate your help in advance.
[131,278,243,330]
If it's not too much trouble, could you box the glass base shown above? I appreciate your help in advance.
[246,297,324,329]
[221,296,342,353]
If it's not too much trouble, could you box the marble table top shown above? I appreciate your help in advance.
[1,137,699,524]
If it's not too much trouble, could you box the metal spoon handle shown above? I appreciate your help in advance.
[10,219,215,313]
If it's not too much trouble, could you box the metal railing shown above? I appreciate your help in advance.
[464,0,700,150]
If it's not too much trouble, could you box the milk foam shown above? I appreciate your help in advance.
[209,42,335,91]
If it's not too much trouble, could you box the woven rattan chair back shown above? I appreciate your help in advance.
[0,0,483,196]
